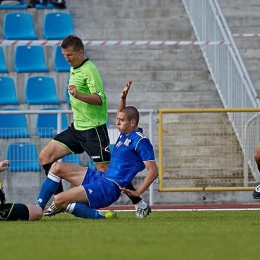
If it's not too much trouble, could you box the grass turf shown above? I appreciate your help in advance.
[1,210,259,260]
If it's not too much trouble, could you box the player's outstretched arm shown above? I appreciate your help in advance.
[120,161,158,197]
[117,79,132,114]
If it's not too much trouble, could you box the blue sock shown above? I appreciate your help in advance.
[66,202,105,219]
[36,172,60,210]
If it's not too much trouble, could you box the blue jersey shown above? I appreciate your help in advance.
[104,128,155,187]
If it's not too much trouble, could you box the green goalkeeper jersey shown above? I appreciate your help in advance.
[68,59,108,130]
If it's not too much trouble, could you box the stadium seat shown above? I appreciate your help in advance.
[14,46,49,72]
[0,76,19,105]
[54,45,70,72]
[88,157,96,171]
[61,154,80,165]
[36,108,68,138]
[6,141,41,172]
[3,12,38,40]
[0,108,30,138]
[43,12,74,40]
[65,87,70,104]
[0,47,8,73]
[0,0,27,9]
[25,76,60,105]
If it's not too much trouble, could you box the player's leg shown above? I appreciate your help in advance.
[39,140,70,195]
[66,202,117,219]
[253,142,260,198]
[0,203,28,220]
[125,182,151,218]
[39,125,85,195]
[46,169,120,219]
[36,162,86,210]
[27,205,43,220]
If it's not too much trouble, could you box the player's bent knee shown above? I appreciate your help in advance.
[28,205,43,221]
[53,195,67,211]
[50,162,64,176]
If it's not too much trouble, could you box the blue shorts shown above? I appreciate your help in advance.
[82,168,121,209]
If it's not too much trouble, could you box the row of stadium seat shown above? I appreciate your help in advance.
[5,141,114,172]
[5,141,81,172]
[0,108,68,138]
[0,45,70,73]
[0,76,69,105]
[3,11,74,40]
[0,0,64,9]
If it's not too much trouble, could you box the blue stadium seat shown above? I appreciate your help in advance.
[0,0,27,9]
[6,141,41,172]
[65,87,70,104]
[36,108,68,138]
[0,76,19,105]
[61,154,80,165]
[3,12,38,40]
[25,76,60,105]
[54,45,70,72]
[88,157,96,171]
[0,108,30,138]
[43,12,74,40]
[0,47,8,73]
[14,46,49,72]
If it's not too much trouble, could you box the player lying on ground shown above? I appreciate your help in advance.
[0,160,42,221]
[35,79,158,219]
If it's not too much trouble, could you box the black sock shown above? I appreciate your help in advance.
[126,182,142,204]
[42,162,63,195]
[258,164,260,173]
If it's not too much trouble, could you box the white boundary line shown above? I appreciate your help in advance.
[105,208,260,212]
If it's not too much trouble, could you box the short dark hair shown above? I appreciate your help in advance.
[120,106,139,125]
[61,35,84,52]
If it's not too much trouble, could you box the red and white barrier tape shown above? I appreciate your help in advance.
[0,40,230,46]
[233,34,260,37]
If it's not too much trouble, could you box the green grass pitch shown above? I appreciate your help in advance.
[1,210,260,260]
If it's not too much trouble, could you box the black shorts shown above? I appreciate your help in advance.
[0,203,29,221]
[53,123,111,163]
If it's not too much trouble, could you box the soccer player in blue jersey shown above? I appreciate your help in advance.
[36,80,158,219]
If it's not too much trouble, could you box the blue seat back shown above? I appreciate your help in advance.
[0,46,8,73]
[65,88,70,104]
[54,45,70,72]
[14,46,49,72]
[6,141,41,172]
[36,108,68,138]
[43,12,74,39]
[25,76,60,105]
[61,154,80,165]
[0,108,30,138]
[3,12,38,40]
[0,76,19,105]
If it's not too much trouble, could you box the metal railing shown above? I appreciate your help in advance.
[182,0,260,181]
[0,109,155,205]
[158,108,260,191]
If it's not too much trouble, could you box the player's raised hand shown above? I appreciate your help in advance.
[121,80,132,100]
